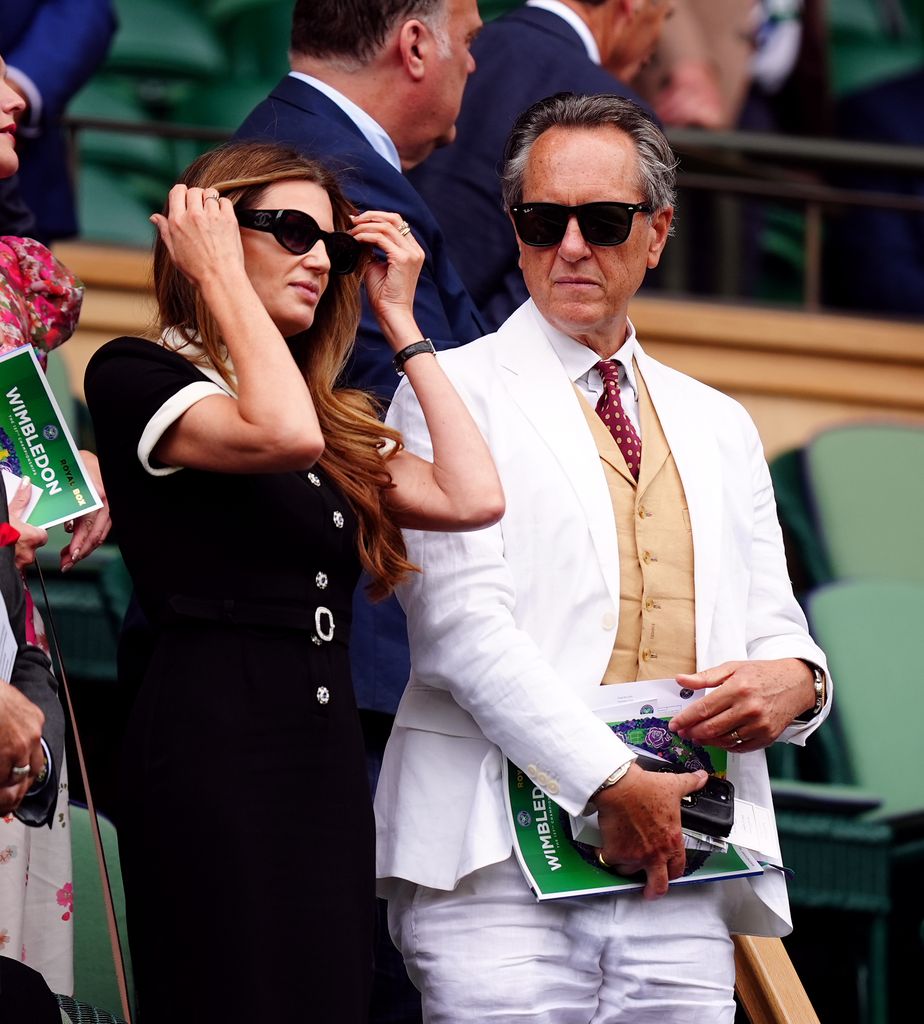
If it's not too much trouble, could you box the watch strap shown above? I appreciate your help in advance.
[393,338,436,375]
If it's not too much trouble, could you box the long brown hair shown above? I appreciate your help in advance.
[152,140,415,598]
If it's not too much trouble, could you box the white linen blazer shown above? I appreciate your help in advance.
[376,300,830,936]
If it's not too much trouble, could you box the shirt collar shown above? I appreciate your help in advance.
[529,301,640,398]
[288,71,402,171]
[526,0,601,64]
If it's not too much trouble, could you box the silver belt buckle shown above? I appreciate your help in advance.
[314,606,335,643]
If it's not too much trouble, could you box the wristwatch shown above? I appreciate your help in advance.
[793,662,826,723]
[393,338,436,376]
[582,757,636,815]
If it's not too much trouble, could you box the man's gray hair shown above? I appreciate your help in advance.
[501,93,678,213]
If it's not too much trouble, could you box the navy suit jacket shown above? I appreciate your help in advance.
[236,77,487,716]
[0,488,63,827]
[0,0,117,240]
[235,76,486,402]
[409,6,648,330]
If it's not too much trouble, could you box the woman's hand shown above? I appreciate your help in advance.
[350,211,424,348]
[60,450,112,572]
[150,185,246,290]
[9,477,47,570]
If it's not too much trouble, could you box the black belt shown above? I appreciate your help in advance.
[165,595,349,645]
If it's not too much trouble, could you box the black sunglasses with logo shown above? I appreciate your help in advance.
[235,208,362,275]
[509,201,653,248]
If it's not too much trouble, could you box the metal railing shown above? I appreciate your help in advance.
[63,114,924,316]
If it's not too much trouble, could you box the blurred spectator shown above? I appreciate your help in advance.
[410,0,667,330]
[823,0,924,317]
[633,0,754,129]
[0,1,117,241]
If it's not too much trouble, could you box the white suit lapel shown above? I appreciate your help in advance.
[495,304,620,608]
[635,346,723,668]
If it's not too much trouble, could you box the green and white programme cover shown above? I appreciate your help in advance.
[504,678,763,900]
[0,346,102,528]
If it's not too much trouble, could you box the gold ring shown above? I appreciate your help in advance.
[597,851,610,869]
[398,220,411,236]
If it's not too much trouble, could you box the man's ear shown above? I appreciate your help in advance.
[646,206,673,269]
[397,19,428,82]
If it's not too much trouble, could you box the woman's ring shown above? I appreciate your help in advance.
[597,851,610,869]
[730,729,744,745]
[10,765,30,779]
[205,194,220,203]
[398,220,411,236]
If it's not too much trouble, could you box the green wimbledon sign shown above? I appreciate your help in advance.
[0,346,102,528]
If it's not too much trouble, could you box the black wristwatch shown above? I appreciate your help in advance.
[393,338,436,376]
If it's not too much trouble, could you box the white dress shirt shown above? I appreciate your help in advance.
[540,312,643,436]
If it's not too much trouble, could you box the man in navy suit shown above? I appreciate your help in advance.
[410,0,671,329]
[0,0,116,240]
[236,0,485,404]
[0,488,63,828]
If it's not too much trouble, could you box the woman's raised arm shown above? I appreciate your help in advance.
[350,211,504,532]
[150,185,323,473]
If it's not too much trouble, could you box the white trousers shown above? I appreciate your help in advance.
[387,855,743,1024]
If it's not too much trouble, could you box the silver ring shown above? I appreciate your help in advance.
[730,729,744,745]
[205,194,221,203]
[10,765,30,779]
[398,220,411,236]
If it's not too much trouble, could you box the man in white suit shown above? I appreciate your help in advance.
[376,92,830,1023]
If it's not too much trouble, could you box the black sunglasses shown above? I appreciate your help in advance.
[235,208,362,275]
[509,201,653,248]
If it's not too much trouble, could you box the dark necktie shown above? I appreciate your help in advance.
[594,359,642,481]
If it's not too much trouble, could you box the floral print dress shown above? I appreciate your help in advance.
[0,236,83,994]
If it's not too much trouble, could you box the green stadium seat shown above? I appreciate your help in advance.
[68,81,177,194]
[805,423,924,584]
[105,0,227,81]
[206,0,291,80]
[77,165,157,248]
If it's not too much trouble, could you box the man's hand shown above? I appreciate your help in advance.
[0,683,45,814]
[669,659,817,751]
[593,764,707,900]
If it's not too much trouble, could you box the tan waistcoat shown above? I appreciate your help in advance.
[575,365,697,684]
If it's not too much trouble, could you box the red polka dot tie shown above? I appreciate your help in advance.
[594,360,642,480]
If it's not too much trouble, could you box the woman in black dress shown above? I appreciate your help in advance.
[84,141,503,1023]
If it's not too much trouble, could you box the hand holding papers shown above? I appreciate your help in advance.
[504,678,768,901]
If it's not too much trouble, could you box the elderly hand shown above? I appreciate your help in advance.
[60,450,112,572]
[9,476,48,570]
[593,763,707,900]
[0,683,45,814]
[350,211,424,349]
[150,185,245,289]
[669,659,817,752]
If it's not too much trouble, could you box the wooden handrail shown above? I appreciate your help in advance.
[734,935,820,1024]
